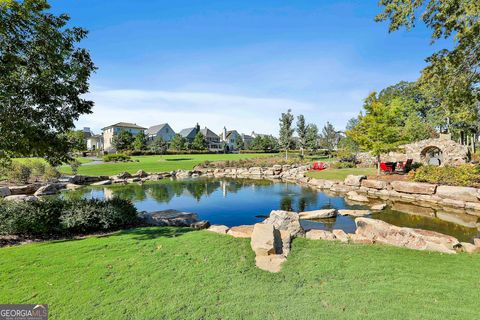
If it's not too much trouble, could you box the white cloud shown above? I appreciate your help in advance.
[76,89,322,135]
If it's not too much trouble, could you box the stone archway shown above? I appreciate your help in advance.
[420,146,443,166]
[401,137,469,166]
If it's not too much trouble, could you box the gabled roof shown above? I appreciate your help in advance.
[102,122,146,130]
[179,127,198,139]
[146,123,173,135]
[200,127,220,139]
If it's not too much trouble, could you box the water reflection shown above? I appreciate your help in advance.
[60,178,480,242]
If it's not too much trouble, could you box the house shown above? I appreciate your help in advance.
[179,124,200,143]
[86,134,103,151]
[219,127,242,151]
[200,127,223,151]
[241,133,254,149]
[146,123,176,144]
[102,122,146,152]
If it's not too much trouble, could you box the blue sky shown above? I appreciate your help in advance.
[50,0,445,136]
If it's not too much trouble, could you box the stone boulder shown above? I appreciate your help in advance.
[111,172,132,180]
[264,210,305,238]
[135,170,148,178]
[346,191,369,202]
[190,220,210,229]
[91,180,112,186]
[332,229,349,243]
[0,187,11,197]
[69,175,109,185]
[344,175,366,187]
[459,242,477,254]
[255,255,287,273]
[227,225,254,238]
[250,223,277,256]
[207,225,229,234]
[355,217,459,254]
[305,229,336,241]
[34,184,60,196]
[436,185,479,203]
[361,179,387,190]
[140,209,199,227]
[65,183,83,190]
[298,209,337,220]
[338,210,371,217]
[390,181,436,195]
[3,195,38,202]
[9,184,41,195]
[371,203,387,211]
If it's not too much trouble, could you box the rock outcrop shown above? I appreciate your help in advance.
[263,210,305,238]
[355,217,460,254]
[298,209,337,220]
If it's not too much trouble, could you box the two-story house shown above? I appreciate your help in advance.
[219,126,243,151]
[102,122,146,152]
[200,127,222,151]
[146,123,176,144]
[178,124,200,144]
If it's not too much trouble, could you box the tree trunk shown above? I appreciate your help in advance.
[285,149,288,160]
[377,155,381,176]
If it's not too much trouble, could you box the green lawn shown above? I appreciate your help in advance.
[59,153,274,176]
[1,227,479,319]
[306,167,377,181]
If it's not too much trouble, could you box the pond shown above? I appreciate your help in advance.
[61,178,480,242]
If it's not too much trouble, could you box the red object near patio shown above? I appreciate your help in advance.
[379,162,394,173]
[311,162,327,171]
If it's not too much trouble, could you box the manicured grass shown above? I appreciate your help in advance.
[306,167,377,181]
[59,153,274,176]
[1,227,479,319]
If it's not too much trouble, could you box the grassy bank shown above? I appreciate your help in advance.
[1,227,479,319]
[306,167,377,181]
[58,153,275,176]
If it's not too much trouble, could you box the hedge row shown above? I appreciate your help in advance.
[0,198,139,236]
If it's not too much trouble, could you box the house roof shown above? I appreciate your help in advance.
[102,122,146,130]
[179,127,198,139]
[200,127,220,139]
[146,123,173,135]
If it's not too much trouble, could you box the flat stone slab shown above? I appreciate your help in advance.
[255,254,286,273]
[391,181,436,195]
[338,210,371,217]
[141,209,199,227]
[298,209,337,220]
[227,225,254,238]
[347,191,369,202]
[207,225,229,234]
[305,229,336,241]
[371,203,387,211]
[91,180,112,186]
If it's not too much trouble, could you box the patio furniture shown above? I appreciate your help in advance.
[379,162,395,173]
[311,162,327,171]
[396,159,413,173]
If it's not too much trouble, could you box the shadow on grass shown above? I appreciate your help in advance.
[164,158,193,161]
[114,226,195,240]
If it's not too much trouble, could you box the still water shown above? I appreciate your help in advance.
[61,178,480,242]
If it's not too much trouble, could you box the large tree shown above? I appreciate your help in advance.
[296,115,307,156]
[191,132,207,150]
[0,0,95,165]
[347,93,406,174]
[319,122,340,156]
[132,132,147,151]
[279,109,294,159]
[112,131,134,152]
[170,134,186,151]
[376,1,480,138]
[305,124,319,151]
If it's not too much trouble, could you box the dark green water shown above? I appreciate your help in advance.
[61,178,480,242]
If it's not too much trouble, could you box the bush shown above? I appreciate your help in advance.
[8,162,32,184]
[410,164,480,187]
[0,198,139,236]
[331,161,356,169]
[103,153,132,162]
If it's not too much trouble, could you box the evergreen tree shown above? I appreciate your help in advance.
[296,115,307,156]
[279,109,294,159]
[191,132,207,150]
[170,134,186,151]
[112,131,134,151]
[305,124,319,151]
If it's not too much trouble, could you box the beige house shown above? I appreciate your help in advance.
[102,122,146,152]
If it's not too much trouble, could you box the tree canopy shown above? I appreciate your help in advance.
[376,0,480,137]
[0,0,95,165]
[279,109,294,159]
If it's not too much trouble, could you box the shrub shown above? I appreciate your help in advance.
[331,161,355,169]
[103,153,132,162]
[8,162,32,184]
[69,159,81,174]
[43,165,61,181]
[0,198,139,236]
[410,164,480,187]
